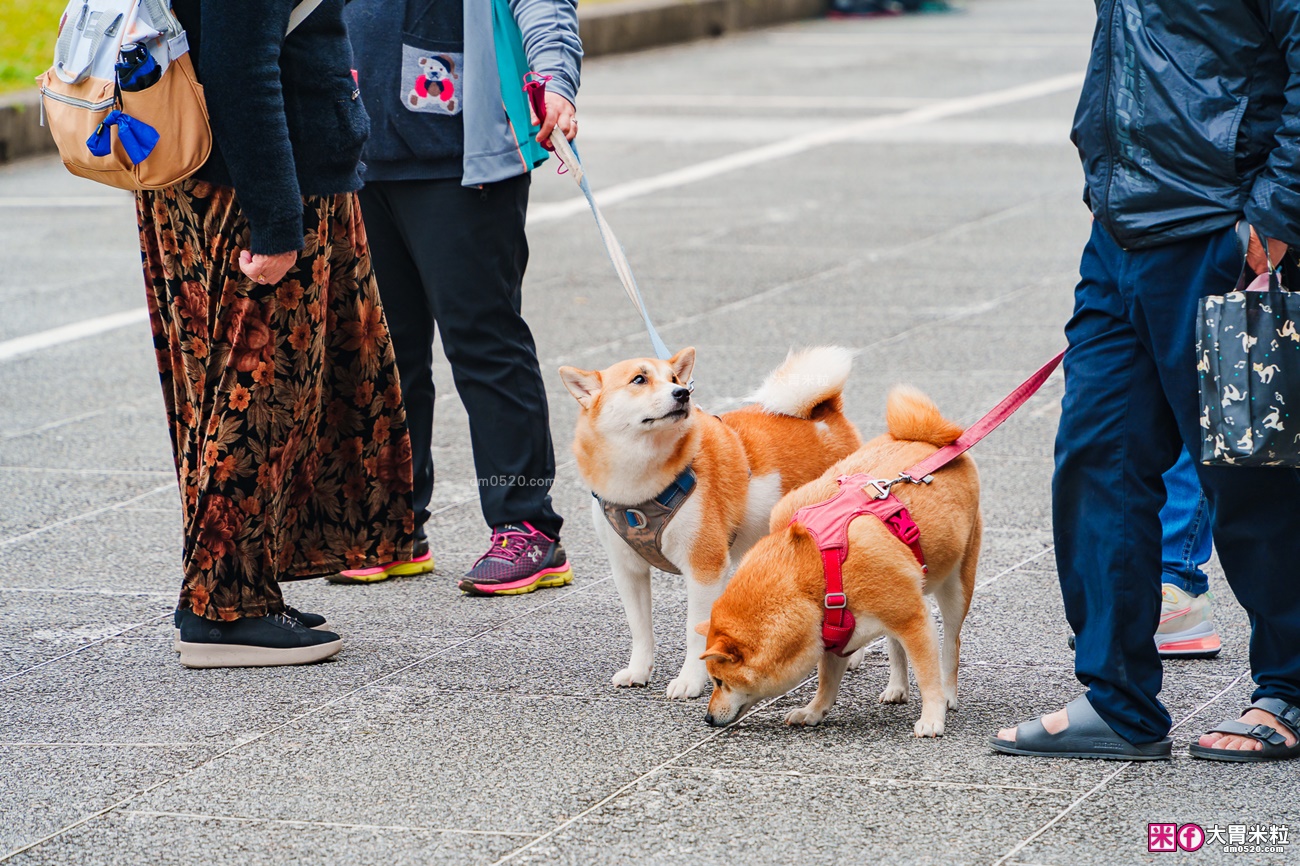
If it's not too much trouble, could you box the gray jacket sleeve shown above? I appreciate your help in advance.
[509,0,582,105]
[1246,3,1300,245]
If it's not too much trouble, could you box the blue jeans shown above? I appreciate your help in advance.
[1160,447,1212,596]
[1054,222,1300,744]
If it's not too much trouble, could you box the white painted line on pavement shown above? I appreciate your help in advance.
[975,545,1055,590]
[768,34,1087,48]
[0,196,131,207]
[528,72,1085,223]
[0,401,151,440]
[0,308,148,363]
[545,196,1066,367]
[0,74,1080,365]
[0,587,171,596]
[576,115,1068,146]
[120,811,536,836]
[671,765,1075,795]
[0,613,171,686]
[0,483,172,550]
[0,738,200,743]
[576,94,939,110]
[0,466,172,477]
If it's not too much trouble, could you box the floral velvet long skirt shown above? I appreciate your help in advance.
[136,180,415,620]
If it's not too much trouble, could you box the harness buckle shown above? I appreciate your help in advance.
[824,592,848,610]
[893,518,921,545]
[862,479,892,500]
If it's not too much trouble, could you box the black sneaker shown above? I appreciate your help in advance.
[176,609,342,668]
[172,606,329,651]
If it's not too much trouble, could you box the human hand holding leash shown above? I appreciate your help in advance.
[532,92,577,149]
[239,250,296,285]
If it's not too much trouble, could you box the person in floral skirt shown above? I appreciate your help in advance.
[135,0,416,668]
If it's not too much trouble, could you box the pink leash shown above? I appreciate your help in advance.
[791,349,1066,655]
[900,349,1066,484]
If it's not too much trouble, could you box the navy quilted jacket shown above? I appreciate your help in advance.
[1074,1,1300,249]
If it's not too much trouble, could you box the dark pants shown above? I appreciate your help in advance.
[1055,221,1300,744]
[358,174,563,540]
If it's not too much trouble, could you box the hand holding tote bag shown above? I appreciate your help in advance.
[1197,224,1300,467]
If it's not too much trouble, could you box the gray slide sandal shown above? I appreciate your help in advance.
[990,695,1172,761]
[1188,698,1300,763]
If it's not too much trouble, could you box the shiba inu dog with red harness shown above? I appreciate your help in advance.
[559,347,861,699]
[698,386,982,736]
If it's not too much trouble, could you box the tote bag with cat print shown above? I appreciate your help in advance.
[1197,258,1300,467]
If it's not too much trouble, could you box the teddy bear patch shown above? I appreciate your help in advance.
[400,44,462,115]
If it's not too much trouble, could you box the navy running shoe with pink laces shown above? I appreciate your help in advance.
[458,522,573,596]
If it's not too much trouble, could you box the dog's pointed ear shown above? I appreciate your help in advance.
[693,620,710,637]
[700,636,738,664]
[559,366,602,408]
[669,347,695,385]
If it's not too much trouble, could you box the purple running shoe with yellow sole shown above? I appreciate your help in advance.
[459,522,573,596]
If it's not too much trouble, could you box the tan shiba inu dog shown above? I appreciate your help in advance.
[699,387,981,736]
[559,347,861,699]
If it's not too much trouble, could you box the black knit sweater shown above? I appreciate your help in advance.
[172,0,370,254]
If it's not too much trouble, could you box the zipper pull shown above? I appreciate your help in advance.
[39,94,46,127]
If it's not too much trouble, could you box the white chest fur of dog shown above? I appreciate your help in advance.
[560,347,861,699]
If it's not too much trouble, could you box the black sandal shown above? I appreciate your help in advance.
[990,695,1172,761]
[1188,697,1300,763]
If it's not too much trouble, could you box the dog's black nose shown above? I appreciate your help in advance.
[704,712,716,727]
[672,387,691,403]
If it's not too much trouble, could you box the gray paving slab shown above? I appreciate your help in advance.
[0,1,1282,863]
[0,744,209,858]
[121,690,712,836]
[0,470,170,540]
[7,812,522,866]
[509,772,1077,866]
[0,590,168,671]
[0,500,181,593]
[0,402,170,473]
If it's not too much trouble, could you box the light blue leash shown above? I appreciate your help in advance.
[547,131,674,363]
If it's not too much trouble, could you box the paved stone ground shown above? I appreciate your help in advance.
[0,2,1293,864]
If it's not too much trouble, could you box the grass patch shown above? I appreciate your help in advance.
[0,0,67,94]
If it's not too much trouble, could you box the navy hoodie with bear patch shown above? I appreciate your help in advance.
[346,1,467,182]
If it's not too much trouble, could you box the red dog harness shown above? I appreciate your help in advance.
[791,475,926,655]
[791,352,1065,656]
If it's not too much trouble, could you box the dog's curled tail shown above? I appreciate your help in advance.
[747,346,853,419]
[886,385,964,447]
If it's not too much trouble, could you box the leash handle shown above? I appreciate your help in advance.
[523,72,550,137]
[899,349,1066,483]
[1236,222,1287,293]
[525,74,675,363]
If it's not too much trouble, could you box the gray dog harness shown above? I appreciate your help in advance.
[596,467,697,575]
